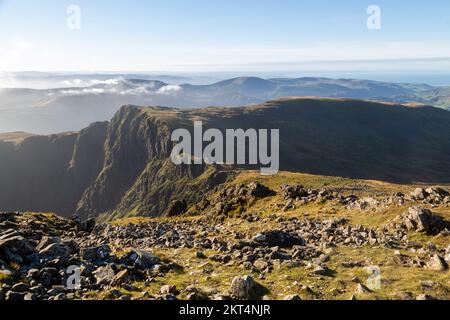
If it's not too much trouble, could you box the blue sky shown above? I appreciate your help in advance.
[1,0,450,71]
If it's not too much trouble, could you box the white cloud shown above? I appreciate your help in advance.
[60,88,107,95]
[55,79,182,97]
[157,85,183,95]
[61,77,124,87]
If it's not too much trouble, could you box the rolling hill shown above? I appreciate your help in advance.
[0,77,449,134]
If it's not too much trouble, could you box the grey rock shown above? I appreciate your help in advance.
[427,254,448,271]
[82,244,111,263]
[160,285,178,295]
[410,188,427,200]
[312,265,333,277]
[111,269,130,286]
[38,243,72,259]
[230,275,268,300]
[0,235,36,257]
[402,207,448,235]
[93,265,115,285]
[123,249,160,269]
[253,259,269,271]
[253,230,305,248]
[36,236,61,252]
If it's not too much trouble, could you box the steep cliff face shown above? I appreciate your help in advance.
[0,133,77,213]
[74,106,230,219]
[0,105,230,219]
[0,122,107,216]
[1,98,450,219]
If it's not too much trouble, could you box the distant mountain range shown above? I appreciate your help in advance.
[0,76,449,134]
[1,97,450,219]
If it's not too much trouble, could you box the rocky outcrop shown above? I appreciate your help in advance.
[395,207,449,235]
[407,187,450,205]
[195,182,275,221]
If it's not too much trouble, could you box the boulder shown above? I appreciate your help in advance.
[280,184,308,200]
[402,207,448,235]
[0,235,36,257]
[248,183,275,199]
[253,231,305,248]
[230,276,268,300]
[425,187,449,198]
[160,285,178,295]
[122,249,160,269]
[410,188,428,200]
[93,265,115,285]
[349,197,380,211]
[185,286,208,300]
[36,236,61,252]
[38,243,72,259]
[82,245,111,263]
[111,269,130,286]
[427,254,448,272]
[253,259,269,271]
[312,265,333,276]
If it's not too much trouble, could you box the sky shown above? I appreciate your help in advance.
[1,0,450,72]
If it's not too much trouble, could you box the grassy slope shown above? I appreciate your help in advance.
[101,171,450,300]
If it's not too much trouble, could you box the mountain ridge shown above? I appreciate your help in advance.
[1,97,450,219]
[1,76,449,134]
